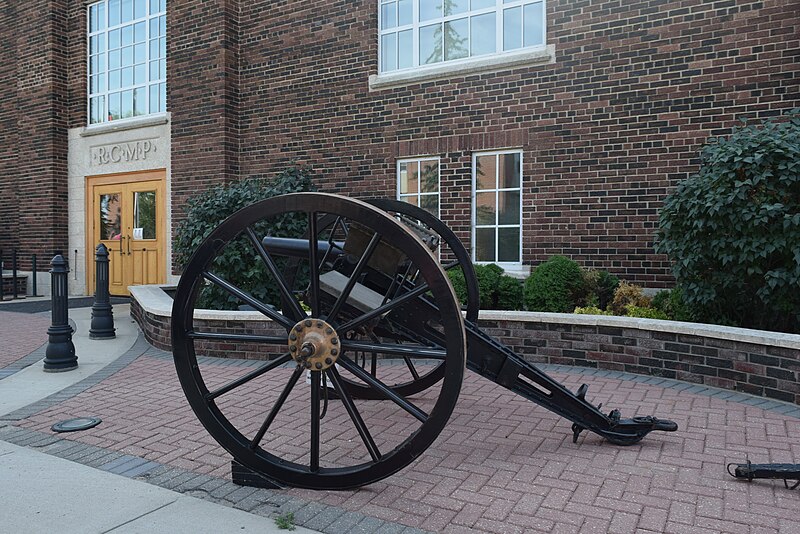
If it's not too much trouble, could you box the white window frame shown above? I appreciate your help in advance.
[471,149,523,268]
[378,0,547,75]
[397,156,441,218]
[86,0,167,126]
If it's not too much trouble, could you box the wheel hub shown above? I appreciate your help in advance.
[288,318,340,370]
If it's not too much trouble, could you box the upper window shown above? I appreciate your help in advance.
[379,0,545,73]
[87,0,167,125]
[398,157,440,217]
[472,150,522,265]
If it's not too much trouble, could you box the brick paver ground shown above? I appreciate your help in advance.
[18,348,800,534]
[0,311,49,369]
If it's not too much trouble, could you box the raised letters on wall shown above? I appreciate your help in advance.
[91,140,157,166]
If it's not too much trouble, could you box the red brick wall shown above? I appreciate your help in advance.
[0,1,70,268]
[170,0,800,285]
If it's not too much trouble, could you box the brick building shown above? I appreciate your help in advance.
[1,0,798,296]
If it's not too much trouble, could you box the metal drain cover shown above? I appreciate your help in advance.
[51,417,102,433]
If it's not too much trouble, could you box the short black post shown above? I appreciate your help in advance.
[89,244,115,339]
[31,254,38,297]
[43,255,77,372]
[12,248,18,299]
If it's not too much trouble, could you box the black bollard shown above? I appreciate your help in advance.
[31,254,38,297]
[43,255,77,372]
[89,244,115,339]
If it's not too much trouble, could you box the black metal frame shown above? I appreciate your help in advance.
[172,192,678,490]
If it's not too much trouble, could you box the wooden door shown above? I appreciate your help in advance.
[87,171,166,296]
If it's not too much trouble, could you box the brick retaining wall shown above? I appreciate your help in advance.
[131,286,800,405]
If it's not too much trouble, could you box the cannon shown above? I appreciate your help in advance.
[172,193,677,490]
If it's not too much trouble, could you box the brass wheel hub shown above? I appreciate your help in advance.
[288,318,340,371]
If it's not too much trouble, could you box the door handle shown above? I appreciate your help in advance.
[127,235,132,256]
[119,235,123,255]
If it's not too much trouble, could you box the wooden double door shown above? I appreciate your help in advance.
[87,171,166,296]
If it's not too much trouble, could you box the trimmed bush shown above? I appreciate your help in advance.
[496,275,524,311]
[474,263,504,310]
[656,110,800,333]
[524,256,585,312]
[173,166,316,310]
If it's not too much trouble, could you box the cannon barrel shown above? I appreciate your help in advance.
[261,236,343,259]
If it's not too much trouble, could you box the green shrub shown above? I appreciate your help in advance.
[496,275,524,310]
[524,256,585,312]
[173,165,316,310]
[651,290,670,312]
[447,263,523,311]
[651,287,694,322]
[609,282,650,315]
[574,306,612,315]
[624,305,670,320]
[656,110,800,333]
[474,263,504,310]
[447,268,468,306]
[583,270,620,310]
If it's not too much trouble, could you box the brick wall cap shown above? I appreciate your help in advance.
[479,310,800,350]
[129,284,274,323]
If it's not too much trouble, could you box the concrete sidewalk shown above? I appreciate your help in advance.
[0,305,319,534]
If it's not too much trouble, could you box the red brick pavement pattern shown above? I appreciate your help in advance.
[19,355,800,534]
[0,311,50,368]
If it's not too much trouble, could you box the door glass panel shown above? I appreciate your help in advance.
[99,193,122,240]
[133,190,156,239]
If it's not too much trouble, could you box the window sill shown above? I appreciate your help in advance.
[369,45,555,91]
[80,113,170,137]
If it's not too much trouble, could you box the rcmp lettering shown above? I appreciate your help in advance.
[91,140,156,166]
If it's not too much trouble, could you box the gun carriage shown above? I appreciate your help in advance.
[172,193,677,490]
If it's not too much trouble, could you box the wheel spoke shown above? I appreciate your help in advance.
[206,354,293,401]
[339,282,430,333]
[402,356,421,380]
[308,212,321,317]
[203,271,295,329]
[338,356,428,423]
[250,365,304,449]
[310,371,321,472]
[325,231,382,324]
[327,366,381,461]
[340,339,446,360]
[246,226,306,322]
[188,331,287,344]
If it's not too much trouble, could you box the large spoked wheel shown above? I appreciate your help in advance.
[172,193,466,489]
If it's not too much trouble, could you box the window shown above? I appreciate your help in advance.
[398,157,440,217]
[87,0,167,125]
[472,151,522,265]
[379,0,545,73]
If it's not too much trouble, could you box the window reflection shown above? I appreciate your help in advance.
[100,193,122,240]
[133,190,156,239]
